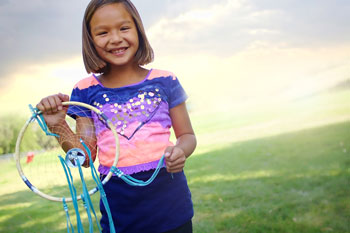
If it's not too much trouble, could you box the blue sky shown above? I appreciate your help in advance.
[0,0,349,114]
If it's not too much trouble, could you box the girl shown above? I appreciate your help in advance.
[36,0,196,233]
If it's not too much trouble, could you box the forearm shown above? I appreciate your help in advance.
[49,121,97,166]
[175,133,197,158]
[49,121,79,152]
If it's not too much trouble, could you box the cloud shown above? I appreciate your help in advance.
[134,0,229,26]
[1,0,349,81]
[147,0,350,58]
[249,0,350,46]
[147,0,255,56]
[0,0,90,79]
[1,0,349,115]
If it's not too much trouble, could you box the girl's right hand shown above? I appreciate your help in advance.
[36,93,70,128]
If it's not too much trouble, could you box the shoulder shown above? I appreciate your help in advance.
[73,75,100,90]
[148,69,177,81]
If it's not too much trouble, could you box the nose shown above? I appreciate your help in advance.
[109,30,122,44]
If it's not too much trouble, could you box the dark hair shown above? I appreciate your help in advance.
[82,0,154,74]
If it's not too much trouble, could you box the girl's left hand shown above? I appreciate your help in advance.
[164,146,186,173]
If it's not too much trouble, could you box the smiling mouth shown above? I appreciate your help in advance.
[110,47,128,56]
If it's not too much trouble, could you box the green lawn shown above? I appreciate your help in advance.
[188,121,350,233]
[0,90,349,232]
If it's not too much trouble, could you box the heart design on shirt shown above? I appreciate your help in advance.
[92,87,164,140]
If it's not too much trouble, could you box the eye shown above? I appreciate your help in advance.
[121,27,130,31]
[97,31,107,36]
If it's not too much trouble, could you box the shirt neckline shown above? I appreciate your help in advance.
[92,68,153,89]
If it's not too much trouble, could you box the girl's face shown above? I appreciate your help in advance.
[90,3,139,68]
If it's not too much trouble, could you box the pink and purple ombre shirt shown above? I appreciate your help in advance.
[67,69,187,175]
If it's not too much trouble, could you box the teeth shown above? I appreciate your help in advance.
[111,48,126,53]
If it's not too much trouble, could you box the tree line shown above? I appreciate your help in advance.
[0,115,57,155]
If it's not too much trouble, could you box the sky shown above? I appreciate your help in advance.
[0,0,350,116]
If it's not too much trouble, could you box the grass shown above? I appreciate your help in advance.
[0,89,349,232]
[188,121,350,233]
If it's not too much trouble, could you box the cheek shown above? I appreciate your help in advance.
[93,37,108,49]
[95,47,105,58]
[135,37,140,48]
[132,34,140,49]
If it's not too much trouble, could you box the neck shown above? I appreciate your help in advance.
[101,63,149,88]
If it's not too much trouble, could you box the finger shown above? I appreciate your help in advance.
[49,95,61,113]
[59,93,70,112]
[166,155,185,170]
[40,98,53,114]
[166,157,185,169]
[167,164,184,173]
[167,149,185,164]
[164,147,174,160]
[167,162,185,170]
[168,157,186,167]
[58,93,70,102]
[166,150,183,164]
[36,102,45,113]
[53,95,64,111]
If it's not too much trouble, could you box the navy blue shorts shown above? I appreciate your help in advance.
[100,168,193,233]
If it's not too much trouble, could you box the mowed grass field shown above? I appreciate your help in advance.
[0,89,349,233]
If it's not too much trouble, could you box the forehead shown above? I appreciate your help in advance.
[90,3,133,27]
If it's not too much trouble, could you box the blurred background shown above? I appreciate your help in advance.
[0,0,349,116]
[0,0,349,232]
[1,0,349,149]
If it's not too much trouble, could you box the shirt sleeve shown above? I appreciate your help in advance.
[168,76,188,109]
[67,86,92,119]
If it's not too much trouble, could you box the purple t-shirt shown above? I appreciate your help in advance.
[68,69,193,232]
[68,69,187,175]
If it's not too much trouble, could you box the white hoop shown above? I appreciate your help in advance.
[14,101,120,202]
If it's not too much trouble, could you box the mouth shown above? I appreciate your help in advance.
[109,47,128,56]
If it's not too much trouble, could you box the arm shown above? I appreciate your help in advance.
[164,102,197,173]
[36,93,97,167]
[52,116,97,167]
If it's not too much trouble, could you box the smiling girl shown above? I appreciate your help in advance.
[37,1,196,232]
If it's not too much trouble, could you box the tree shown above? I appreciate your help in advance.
[0,115,58,155]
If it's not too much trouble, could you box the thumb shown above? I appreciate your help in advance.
[164,146,174,160]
